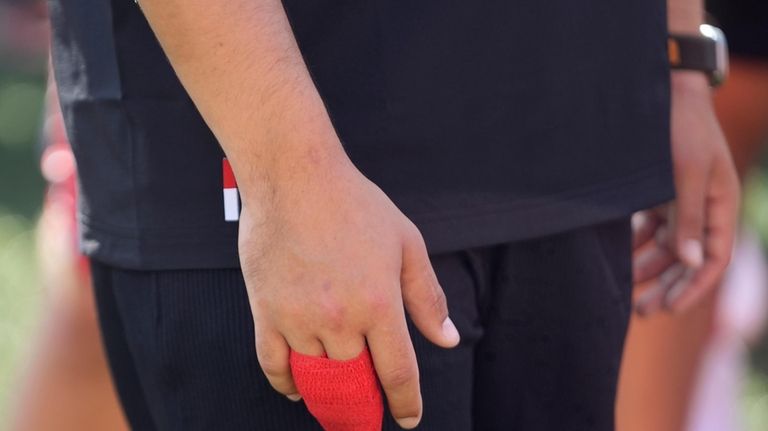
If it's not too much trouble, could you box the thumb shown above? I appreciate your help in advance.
[400,227,460,348]
[671,168,707,269]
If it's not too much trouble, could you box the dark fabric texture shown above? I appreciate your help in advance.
[49,0,674,269]
[92,218,633,431]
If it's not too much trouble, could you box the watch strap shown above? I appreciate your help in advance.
[668,34,718,73]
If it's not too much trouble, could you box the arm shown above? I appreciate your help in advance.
[135,1,460,427]
[633,0,740,314]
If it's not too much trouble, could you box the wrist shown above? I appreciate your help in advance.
[232,133,356,210]
[671,71,712,100]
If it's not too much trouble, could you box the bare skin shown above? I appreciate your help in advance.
[633,0,740,316]
[136,0,459,428]
[131,0,736,428]
[9,74,128,431]
[620,1,742,428]
[9,199,128,431]
[618,57,768,431]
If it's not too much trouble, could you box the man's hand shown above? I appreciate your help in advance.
[632,72,740,315]
[134,0,459,427]
[239,154,460,429]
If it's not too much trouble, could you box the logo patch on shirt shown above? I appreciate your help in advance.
[222,158,240,222]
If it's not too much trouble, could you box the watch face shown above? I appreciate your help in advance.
[700,24,728,86]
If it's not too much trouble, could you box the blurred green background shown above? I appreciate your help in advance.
[742,168,768,429]
[0,27,47,422]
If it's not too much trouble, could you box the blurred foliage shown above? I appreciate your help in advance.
[742,166,768,431]
[0,60,46,423]
[0,212,40,423]
[0,66,45,219]
[744,369,768,431]
[744,165,768,417]
[744,169,768,253]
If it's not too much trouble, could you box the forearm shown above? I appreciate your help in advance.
[137,0,348,203]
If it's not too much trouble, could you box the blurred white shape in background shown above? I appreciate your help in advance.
[688,229,768,431]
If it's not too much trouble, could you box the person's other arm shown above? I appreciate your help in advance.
[633,0,740,314]
[134,1,460,428]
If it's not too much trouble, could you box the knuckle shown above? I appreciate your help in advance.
[362,291,390,315]
[380,363,418,389]
[319,300,347,333]
[426,285,448,317]
[257,351,287,379]
[259,360,286,380]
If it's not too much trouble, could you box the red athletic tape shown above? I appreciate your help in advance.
[289,347,383,431]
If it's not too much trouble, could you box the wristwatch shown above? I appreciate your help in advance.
[668,24,729,87]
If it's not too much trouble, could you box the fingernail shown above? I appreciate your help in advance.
[286,393,302,402]
[664,269,694,308]
[442,317,461,345]
[396,416,421,429]
[680,239,704,268]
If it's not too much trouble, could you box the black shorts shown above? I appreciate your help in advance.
[92,218,632,431]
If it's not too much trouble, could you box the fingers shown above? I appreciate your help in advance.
[366,312,422,429]
[254,326,301,400]
[670,161,708,268]
[663,233,730,312]
[400,226,460,348]
[631,211,661,250]
[318,333,366,361]
[282,333,326,357]
[634,263,688,316]
[633,243,676,284]
[632,211,676,283]
[666,161,739,312]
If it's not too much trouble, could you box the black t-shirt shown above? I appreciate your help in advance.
[49,0,674,270]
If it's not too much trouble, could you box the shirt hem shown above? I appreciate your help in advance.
[82,164,674,270]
